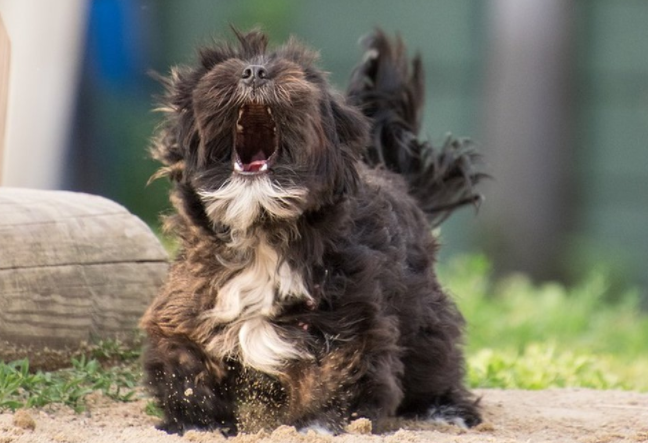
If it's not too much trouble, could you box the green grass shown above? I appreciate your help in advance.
[0,341,141,412]
[0,254,646,412]
[439,254,648,391]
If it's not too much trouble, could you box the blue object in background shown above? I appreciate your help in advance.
[90,0,131,86]
[67,0,163,221]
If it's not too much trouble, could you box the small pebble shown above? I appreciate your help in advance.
[271,425,300,439]
[183,429,226,441]
[346,418,372,435]
[13,409,36,431]
[475,421,496,432]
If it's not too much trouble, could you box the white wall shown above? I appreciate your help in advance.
[0,0,88,188]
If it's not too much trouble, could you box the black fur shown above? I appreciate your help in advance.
[347,30,486,226]
[141,29,483,435]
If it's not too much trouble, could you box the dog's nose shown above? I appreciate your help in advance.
[241,65,268,87]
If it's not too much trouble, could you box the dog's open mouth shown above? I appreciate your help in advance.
[233,104,278,174]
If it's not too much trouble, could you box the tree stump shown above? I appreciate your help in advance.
[0,188,168,369]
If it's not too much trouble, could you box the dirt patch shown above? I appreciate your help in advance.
[0,389,646,443]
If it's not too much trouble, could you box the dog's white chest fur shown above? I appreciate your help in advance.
[204,234,312,374]
[198,175,313,373]
[211,236,309,321]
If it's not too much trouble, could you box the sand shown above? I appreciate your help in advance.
[1,389,647,443]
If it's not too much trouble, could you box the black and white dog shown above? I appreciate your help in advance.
[141,29,484,435]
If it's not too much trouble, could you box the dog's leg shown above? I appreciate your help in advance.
[423,389,482,428]
[142,334,236,435]
[285,313,405,433]
[397,305,482,427]
[287,353,403,435]
[400,356,481,427]
[352,345,405,424]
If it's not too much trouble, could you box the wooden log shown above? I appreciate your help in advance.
[0,188,168,369]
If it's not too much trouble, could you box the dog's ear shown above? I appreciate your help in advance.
[150,67,204,183]
[324,97,368,198]
[330,97,369,153]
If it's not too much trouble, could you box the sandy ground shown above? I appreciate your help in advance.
[1,389,647,443]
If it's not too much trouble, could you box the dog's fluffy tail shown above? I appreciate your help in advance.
[347,30,485,227]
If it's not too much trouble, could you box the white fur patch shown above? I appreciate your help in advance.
[238,317,305,370]
[198,176,312,373]
[208,235,310,323]
[204,232,312,374]
[199,175,308,232]
[298,422,335,435]
[426,406,468,428]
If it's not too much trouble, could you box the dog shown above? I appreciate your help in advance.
[140,28,484,435]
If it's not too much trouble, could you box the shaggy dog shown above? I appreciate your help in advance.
[141,29,484,435]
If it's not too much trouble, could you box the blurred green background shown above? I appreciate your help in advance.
[59,0,648,300]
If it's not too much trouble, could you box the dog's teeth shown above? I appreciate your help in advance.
[234,161,243,172]
[237,123,243,132]
[266,107,272,116]
[260,163,268,172]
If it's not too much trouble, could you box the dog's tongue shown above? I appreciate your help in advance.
[242,160,267,172]
[241,151,267,172]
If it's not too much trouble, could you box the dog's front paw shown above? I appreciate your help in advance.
[425,404,481,428]
[156,418,189,435]
[297,421,338,436]
[156,419,235,437]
